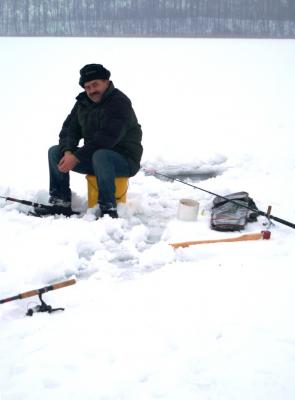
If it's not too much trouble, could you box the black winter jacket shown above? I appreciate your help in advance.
[59,81,143,176]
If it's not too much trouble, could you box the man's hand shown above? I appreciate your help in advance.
[58,152,80,173]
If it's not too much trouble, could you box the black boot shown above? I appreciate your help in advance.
[101,208,119,219]
[95,206,118,219]
[33,198,76,217]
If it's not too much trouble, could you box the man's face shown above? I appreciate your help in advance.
[84,79,109,103]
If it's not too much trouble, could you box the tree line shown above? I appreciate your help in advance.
[0,0,294,37]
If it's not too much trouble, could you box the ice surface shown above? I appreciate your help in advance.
[0,38,295,400]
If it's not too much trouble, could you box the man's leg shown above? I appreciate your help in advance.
[92,149,130,213]
[48,145,72,202]
[48,145,93,203]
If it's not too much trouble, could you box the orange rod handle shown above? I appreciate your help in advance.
[170,232,266,249]
[20,279,76,299]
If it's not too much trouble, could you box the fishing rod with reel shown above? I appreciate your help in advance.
[0,279,76,317]
[145,169,295,230]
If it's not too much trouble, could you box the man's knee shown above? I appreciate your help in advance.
[92,149,113,166]
[48,145,62,164]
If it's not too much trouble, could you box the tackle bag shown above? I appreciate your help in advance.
[210,192,259,231]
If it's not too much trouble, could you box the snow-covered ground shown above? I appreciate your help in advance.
[0,38,295,400]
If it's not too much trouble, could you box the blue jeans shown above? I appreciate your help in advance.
[48,145,131,209]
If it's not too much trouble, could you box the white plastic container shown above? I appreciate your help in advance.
[177,199,199,221]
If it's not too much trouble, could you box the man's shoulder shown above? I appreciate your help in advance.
[75,91,88,102]
[108,88,132,108]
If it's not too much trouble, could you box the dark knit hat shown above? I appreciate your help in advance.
[79,64,111,87]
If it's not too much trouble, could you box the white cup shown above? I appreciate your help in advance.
[177,199,199,221]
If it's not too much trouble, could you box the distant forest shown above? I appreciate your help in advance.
[1,0,295,38]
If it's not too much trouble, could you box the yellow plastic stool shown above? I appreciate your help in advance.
[86,175,129,208]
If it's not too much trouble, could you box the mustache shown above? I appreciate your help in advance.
[89,92,101,96]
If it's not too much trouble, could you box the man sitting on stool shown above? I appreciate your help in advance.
[37,64,143,218]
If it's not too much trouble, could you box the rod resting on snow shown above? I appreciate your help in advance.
[144,169,295,230]
[0,279,76,304]
[170,231,271,249]
[0,195,79,217]
[0,195,51,210]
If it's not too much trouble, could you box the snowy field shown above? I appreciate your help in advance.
[0,38,295,400]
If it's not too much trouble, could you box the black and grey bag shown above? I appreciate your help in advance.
[211,191,259,231]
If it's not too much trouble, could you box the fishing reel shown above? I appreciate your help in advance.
[26,292,65,316]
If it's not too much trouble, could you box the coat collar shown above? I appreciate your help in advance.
[76,81,115,105]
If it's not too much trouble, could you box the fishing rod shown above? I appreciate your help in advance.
[145,169,295,230]
[0,195,78,216]
[0,279,76,316]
